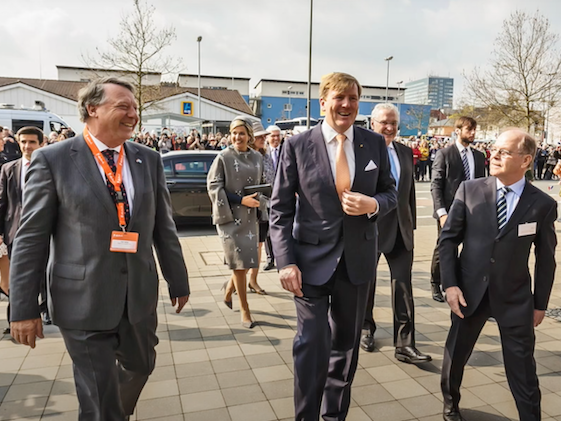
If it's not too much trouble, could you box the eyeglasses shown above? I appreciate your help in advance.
[489,147,525,158]
[373,119,398,127]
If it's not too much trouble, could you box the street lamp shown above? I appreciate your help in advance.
[287,85,292,119]
[396,80,403,122]
[197,36,202,119]
[384,56,393,102]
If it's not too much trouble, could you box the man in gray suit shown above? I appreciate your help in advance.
[361,103,431,364]
[270,72,397,420]
[439,129,556,421]
[9,77,190,421]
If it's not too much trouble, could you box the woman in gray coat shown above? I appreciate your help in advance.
[207,117,266,328]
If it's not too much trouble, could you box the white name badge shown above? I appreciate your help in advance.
[110,231,139,253]
[518,222,537,237]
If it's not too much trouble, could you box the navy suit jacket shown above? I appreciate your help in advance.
[269,124,397,286]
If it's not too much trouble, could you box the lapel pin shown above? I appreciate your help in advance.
[136,158,142,164]
[359,144,363,148]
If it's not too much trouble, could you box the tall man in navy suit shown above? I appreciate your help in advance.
[360,103,431,364]
[270,72,397,420]
[439,129,556,421]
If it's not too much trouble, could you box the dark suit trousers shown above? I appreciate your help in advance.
[264,227,275,263]
[59,308,158,421]
[293,256,370,421]
[363,233,415,347]
[441,293,540,421]
[430,220,442,287]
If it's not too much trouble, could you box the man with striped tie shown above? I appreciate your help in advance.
[438,128,557,421]
[430,117,486,302]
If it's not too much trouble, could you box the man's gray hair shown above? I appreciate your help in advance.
[77,77,135,123]
[371,103,400,124]
[266,125,281,133]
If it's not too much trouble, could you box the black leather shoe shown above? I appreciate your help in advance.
[360,332,375,352]
[42,313,52,325]
[431,284,445,302]
[395,346,432,364]
[263,261,275,271]
[443,408,464,421]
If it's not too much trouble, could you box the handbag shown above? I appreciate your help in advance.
[243,183,272,197]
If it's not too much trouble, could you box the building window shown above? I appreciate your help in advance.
[267,104,272,109]
[284,104,292,111]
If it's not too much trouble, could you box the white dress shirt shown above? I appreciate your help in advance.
[321,122,355,184]
[270,146,280,170]
[90,133,135,215]
[436,141,476,218]
[496,176,525,223]
[20,157,30,192]
[388,142,401,180]
[320,122,378,216]
[455,140,475,180]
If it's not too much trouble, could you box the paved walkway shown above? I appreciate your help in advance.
[1,224,561,421]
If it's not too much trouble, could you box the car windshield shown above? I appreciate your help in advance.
[167,155,216,178]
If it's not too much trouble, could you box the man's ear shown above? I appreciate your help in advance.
[86,104,97,118]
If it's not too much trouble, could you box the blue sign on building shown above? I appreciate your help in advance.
[182,101,193,116]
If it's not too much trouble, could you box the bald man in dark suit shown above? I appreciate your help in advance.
[439,129,556,421]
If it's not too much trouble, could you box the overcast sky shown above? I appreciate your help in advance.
[2,0,561,104]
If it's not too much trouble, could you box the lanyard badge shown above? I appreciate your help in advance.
[83,127,138,253]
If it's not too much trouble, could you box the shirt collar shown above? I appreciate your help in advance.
[496,176,526,197]
[22,157,30,166]
[455,140,471,153]
[88,131,123,154]
[387,140,397,150]
[321,121,354,144]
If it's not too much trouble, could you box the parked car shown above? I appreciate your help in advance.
[161,150,219,222]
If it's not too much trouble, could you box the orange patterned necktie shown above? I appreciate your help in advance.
[335,134,351,199]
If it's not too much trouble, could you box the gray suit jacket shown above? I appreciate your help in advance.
[0,158,23,246]
[9,135,189,330]
[439,177,557,326]
[270,124,397,286]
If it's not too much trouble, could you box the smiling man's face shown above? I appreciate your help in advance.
[320,83,359,133]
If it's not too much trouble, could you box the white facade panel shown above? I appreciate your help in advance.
[178,75,249,96]
[0,85,81,131]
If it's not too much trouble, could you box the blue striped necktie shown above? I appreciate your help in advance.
[388,147,399,188]
[461,149,470,181]
[497,186,511,230]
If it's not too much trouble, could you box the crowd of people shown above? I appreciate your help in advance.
[0,73,558,421]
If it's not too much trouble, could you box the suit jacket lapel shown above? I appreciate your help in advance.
[497,181,536,239]
[69,135,117,218]
[393,142,406,195]
[351,127,368,191]
[124,142,145,230]
[13,160,22,201]
[309,125,338,197]
[483,177,498,232]
[450,146,465,180]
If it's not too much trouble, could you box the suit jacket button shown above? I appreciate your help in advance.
[490,258,495,263]
[121,268,128,274]
[483,276,487,282]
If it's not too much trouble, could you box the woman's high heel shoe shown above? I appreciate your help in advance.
[248,285,267,295]
[221,281,233,309]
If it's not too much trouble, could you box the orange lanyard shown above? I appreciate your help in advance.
[83,127,127,230]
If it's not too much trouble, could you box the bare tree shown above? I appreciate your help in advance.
[83,0,182,130]
[464,10,561,133]
[404,103,430,136]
